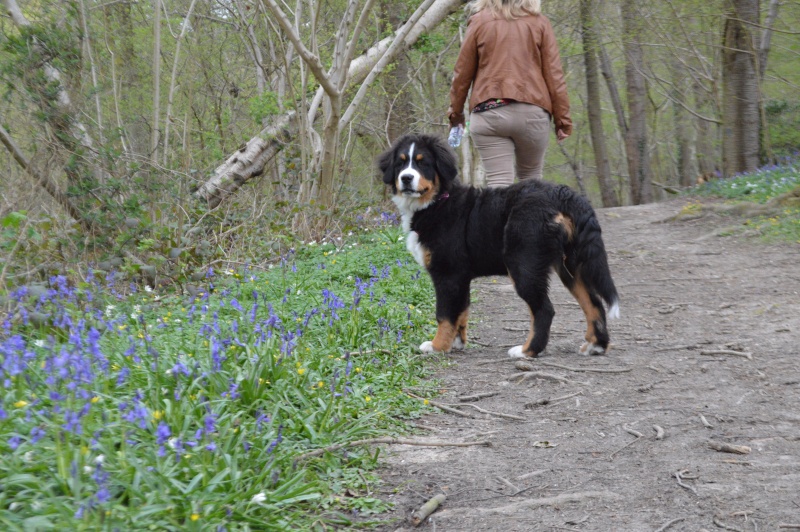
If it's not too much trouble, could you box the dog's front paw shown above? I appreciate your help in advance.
[508,345,526,358]
[420,341,444,353]
[580,342,606,356]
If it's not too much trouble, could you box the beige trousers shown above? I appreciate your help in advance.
[469,102,551,187]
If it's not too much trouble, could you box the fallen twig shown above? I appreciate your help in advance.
[708,440,751,455]
[515,469,548,481]
[405,391,474,418]
[722,459,751,466]
[700,349,753,361]
[673,470,698,495]
[537,360,632,373]
[699,414,714,428]
[713,514,744,532]
[496,476,520,492]
[653,425,665,440]
[524,390,583,409]
[507,370,583,385]
[655,517,687,532]
[458,391,499,402]
[441,402,525,421]
[410,493,447,526]
[294,437,492,462]
[778,525,800,529]
[609,425,643,460]
[442,491,620,517]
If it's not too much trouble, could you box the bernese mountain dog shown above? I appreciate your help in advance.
[378,133,620,358]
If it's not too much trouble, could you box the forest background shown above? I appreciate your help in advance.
[0,0,798,283]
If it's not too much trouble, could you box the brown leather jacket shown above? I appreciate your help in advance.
[448,10,572,136]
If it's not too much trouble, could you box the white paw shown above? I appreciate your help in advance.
[420,341,435,353]
[508,345,526,358]
[608,302,621,320]
[452,337,465,350]
[580,342,605,356]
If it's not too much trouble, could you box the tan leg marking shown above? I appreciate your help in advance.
[456,308,469,344]
[431,320,457,352]
[570,279,601,345]
[524,308,535,354]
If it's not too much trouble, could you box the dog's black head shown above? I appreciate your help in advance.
[377,134,459,206]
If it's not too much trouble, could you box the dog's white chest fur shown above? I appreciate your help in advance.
[393,196,432,269]
[405,231,426,267]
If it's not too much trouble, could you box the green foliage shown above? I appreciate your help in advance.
[688,161,800,243]
[247,91,281,124]
[0,225,440,529]
[689,163,800,203]
[765,99,800,158]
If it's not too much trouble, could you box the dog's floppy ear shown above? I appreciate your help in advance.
[426,134,459,186]
[377,140,401,186]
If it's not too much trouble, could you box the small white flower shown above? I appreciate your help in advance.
[84,465,94,475]
[168,437,178,449]
[23,451,34,463]
[250,492,267,504]
[144,285,153,292]
[9,502,21,511]
[105,305,116,317]
[33,340,46,348]
[94,454,105,465]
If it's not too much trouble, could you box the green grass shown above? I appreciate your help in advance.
[0,224,442,530]
[687,161,800,243]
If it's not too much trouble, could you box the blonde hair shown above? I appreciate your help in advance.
[469,0,541,19]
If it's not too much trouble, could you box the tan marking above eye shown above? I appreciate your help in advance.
[400,154,407,161]
[416,154,423,161]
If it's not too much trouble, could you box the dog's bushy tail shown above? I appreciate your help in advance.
[556,187,620,319]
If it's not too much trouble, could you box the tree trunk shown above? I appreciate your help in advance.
[194,0,466,208]
[622,0,652,204]
[721,0,760,177]
[580,0,618,207]
[670,57,696,187]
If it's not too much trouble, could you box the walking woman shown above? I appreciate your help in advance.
[448,0,572,187]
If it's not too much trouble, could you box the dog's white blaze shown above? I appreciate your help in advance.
[452,337,464,350]
[608,301,620,320]
[405,231,426,267]
[397,143,424,192]
[508,345,526,358]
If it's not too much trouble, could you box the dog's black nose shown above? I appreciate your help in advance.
[400,174,413,185]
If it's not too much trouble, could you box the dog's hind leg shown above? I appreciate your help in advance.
[506,266,554,358]
[556,265,609,355]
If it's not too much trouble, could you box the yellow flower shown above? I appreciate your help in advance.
[297,368,306,376]
[355,367,362,373]
[190,514,200,522]
[318,381,324,388]
[153,410,163,420]
[14,400,28,408]
[91,396,100,404]
[365,396,371,402]
[423,399,429,406]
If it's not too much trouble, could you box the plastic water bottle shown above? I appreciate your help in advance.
[448,124,464,148]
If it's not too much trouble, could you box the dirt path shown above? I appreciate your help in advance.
[377,199,800,531]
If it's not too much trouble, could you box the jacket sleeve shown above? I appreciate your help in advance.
[448,17,480,126]
[540,17,572,135]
